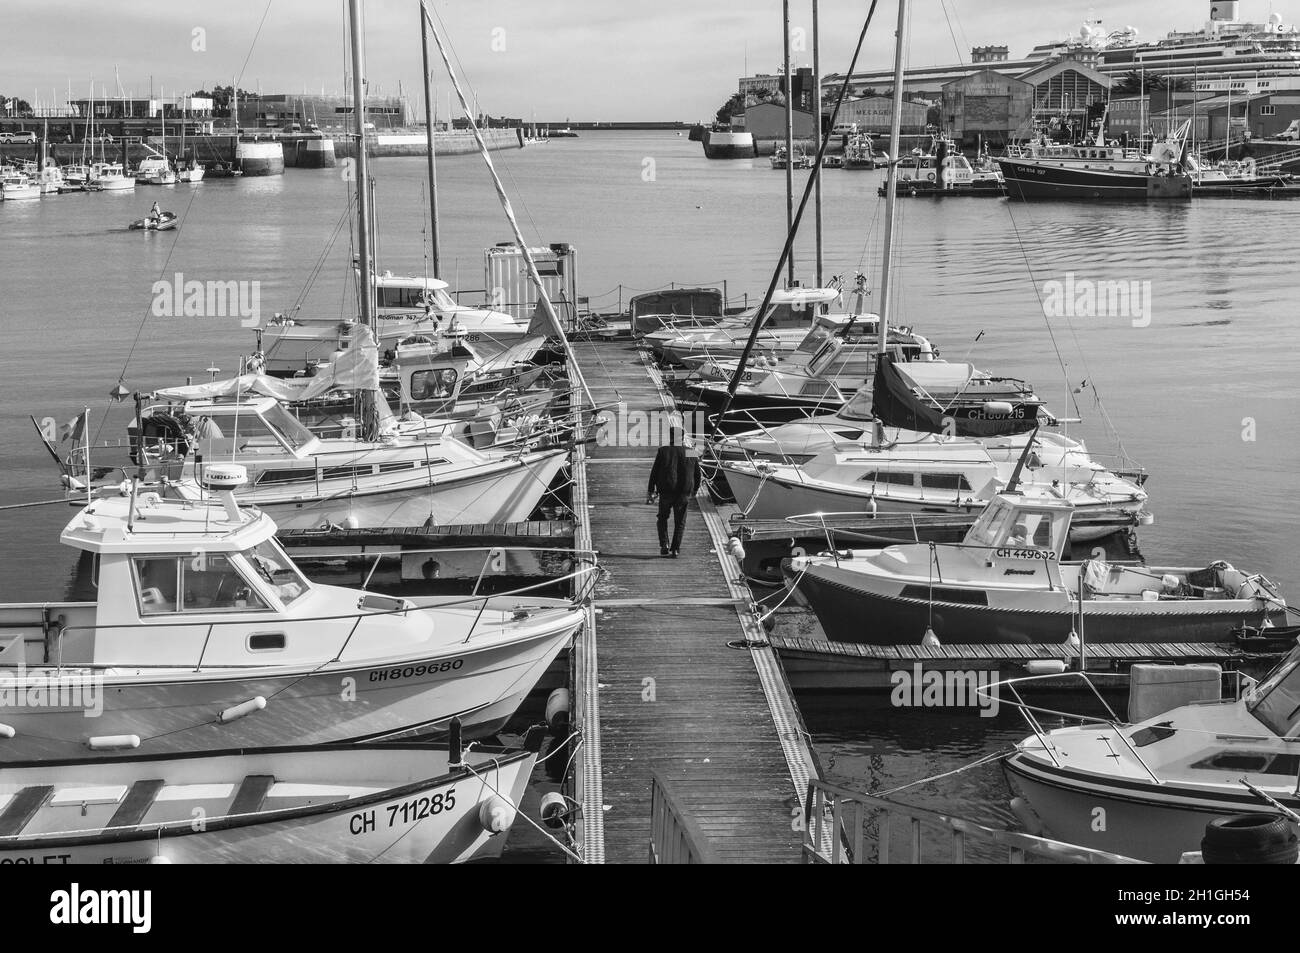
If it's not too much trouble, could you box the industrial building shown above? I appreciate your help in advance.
[940,70,1034,148]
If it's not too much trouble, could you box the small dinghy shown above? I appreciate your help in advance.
[128,210,178,231]
[0,742,537,864]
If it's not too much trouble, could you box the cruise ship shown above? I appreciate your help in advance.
[827,2,1300,97]
[1033,2,1300,94]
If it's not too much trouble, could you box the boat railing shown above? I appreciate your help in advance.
[976,669,1262,778]
[802,778,1145,864]
[37,558,600,671]
[648,770,725,864]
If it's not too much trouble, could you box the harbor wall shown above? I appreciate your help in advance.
[1,127,523,169]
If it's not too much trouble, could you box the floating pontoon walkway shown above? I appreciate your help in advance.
[569,338,816,864]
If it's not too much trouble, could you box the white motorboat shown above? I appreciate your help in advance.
[90,161,136,191]
[1003,647,1300,863]
[786,490,1283,646]
[646,287,849,366]
[114,393,568,530]
[36,165,63,194]
[261,272,538,374]
[0,173,40,201]
[0,471,586,762]
[136,155,178,186]
[176,158,206,183]
[0,742,535,864]
[720,432,1148,539]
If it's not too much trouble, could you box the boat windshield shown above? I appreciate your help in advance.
[1248,652,1300,737]
[244,539,310,606]
[840,388,874,422]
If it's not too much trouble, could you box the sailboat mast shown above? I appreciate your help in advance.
[419,0,441,278]
[349,0,374,332]
[781,0,796,285]
[812,0,824,288]
[877,0,908,357]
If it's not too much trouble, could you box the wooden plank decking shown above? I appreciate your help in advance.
[570,339,812,863]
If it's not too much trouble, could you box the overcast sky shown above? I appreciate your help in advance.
[0,1,1279,120]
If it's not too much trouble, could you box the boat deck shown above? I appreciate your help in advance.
[569,338,814,863]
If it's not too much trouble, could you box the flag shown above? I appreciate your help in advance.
[60,410,88,444]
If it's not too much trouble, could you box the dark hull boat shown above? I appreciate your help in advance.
[872,353,1045,438]
[683,382,844,433]
[996,159,1190,202]
[785,492,1285,647]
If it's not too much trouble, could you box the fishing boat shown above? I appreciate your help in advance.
[1002,647,1300,863]
[0,473,585,762]
[0,742,536,863]
[0,172,40,201]
[842,131,881,170]
[785,490,1282,646]
[886,139,1005,193]
[770,144,814,170]
[128,210,178,231]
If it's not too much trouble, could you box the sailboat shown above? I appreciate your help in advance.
[706,0,1145,536]
[175,93,206,182]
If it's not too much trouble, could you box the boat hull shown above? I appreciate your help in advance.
[244,450,566,531]
[790,563,1286,646]
[0,746,534,864]
[996,159,1188,202]
[723,465,1132,542]
[685,386,844,433]
[0,611,578,763]
[1003,755,1300,864]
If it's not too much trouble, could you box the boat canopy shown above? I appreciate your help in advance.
[61,495,276,555]
[962,493,1073,559]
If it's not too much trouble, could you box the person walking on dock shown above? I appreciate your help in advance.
[647,425,700,558]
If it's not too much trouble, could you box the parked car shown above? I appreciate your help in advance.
[0,131,37,143]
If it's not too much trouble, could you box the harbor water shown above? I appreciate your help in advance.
[2,130,1297,822]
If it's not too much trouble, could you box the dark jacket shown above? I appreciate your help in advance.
[648,444,700,499]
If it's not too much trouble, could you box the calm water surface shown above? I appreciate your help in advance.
[2,131,1295,826]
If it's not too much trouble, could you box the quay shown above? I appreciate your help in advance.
[568,336,818,863]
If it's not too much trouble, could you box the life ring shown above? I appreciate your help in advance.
[926,172,936,182]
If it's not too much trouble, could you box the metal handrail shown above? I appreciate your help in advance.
[802,779,1145,864]
[648,770,725,864]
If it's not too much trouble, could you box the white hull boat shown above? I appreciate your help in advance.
[0,477,586,762]
[1002,647,1300,863]
[0,743,535,863]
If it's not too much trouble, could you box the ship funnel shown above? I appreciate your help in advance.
[201,463,249,522]
[1209,1,1240,22]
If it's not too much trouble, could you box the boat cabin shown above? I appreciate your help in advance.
[183,398,321,459]
[963,493,1074,560]
[1247,647,1300,738]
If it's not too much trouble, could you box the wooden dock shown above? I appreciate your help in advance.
[569,339,816,863]
[769,632,1278,691]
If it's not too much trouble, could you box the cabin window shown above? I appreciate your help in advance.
[919,473,972,492]
[861,471,915,487]
[1248,656,1300,737]
[967,502,1015,548]
[133,555,270,615]
[255,468,318,485]
[1007,512,1055,550]
[410,368,459,401]
[378,286,429,308]
[245,540,308,606]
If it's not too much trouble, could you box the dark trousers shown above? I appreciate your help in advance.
[656,496,689,552]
